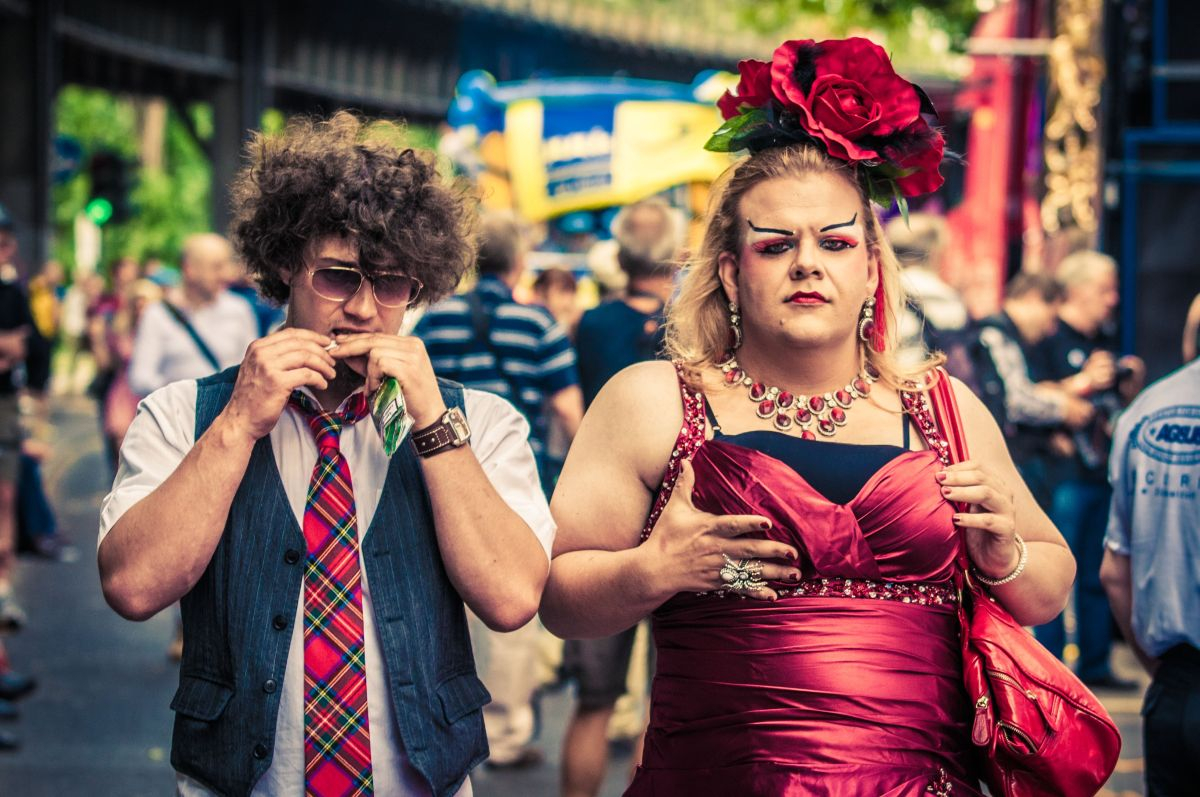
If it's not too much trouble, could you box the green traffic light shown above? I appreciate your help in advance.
[85,197,114,225]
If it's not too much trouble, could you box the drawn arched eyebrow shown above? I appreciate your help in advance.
[819,213,858,232]
[747,219,794,236]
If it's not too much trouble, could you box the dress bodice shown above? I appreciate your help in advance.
[689,439,960,585]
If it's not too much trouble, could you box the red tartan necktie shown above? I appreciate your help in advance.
[290,390,374,797]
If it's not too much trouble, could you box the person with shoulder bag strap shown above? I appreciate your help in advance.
[161,301,222,372]
[904,368,1122,797]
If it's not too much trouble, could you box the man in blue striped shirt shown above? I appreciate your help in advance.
[416,213,582,489]
[415,212,583,770]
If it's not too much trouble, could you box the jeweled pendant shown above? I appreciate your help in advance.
[773,412,793,431]
[796,407,813,424]
[756,399,777,419]
[830,407,847,426]
[776,391,794,409]
[800,429,817,441]
[834,390,853,408]
[818,418,837,436]
[749,382,767,401]
[809,395,826,413]
[725,368,744,384]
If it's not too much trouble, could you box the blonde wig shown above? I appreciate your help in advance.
[664,145,944,391]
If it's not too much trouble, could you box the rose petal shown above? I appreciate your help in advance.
[813,38,921,135]
[890,121,946,196]
[718,59,773,120]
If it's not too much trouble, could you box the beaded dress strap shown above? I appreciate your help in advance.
[640,363,707,542]
[898,369,953,467]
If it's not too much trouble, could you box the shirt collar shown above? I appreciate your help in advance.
[476,274,513,301]
[292,384,369,415]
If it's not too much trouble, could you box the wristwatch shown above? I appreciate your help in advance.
[411,407,471,458]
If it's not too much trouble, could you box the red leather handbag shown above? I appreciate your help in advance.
[909,370,1122,797]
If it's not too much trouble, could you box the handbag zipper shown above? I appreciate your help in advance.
[985,669,1039,703]
[998,720,1039,754]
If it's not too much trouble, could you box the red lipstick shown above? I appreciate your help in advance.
[787,290,829,304]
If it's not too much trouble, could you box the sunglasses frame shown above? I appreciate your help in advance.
[306,264,423,308]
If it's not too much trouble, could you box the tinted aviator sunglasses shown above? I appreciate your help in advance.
[308,265,423,308]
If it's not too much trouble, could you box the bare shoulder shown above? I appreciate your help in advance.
[944,373,1010,459]
[945,374,993,425]
[576,360,688,487]
[588,360,684,424]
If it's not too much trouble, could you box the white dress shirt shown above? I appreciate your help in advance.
[127,293,260,397]
[99,380,555,796]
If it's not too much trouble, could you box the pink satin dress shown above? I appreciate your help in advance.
[626,376,984,796]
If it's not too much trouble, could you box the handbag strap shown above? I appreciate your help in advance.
[162,301,221,372]
[900,368,973,576]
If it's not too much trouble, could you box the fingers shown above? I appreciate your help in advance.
[259,327,332,348]
[712,512,775,539]
[951,511,1013,535]
[327,333,415,359]
[667,460,697,511]
[283,367,330,393]
[725,539,799,563]
[271,348,337,381]
[931,463,988,489]
[740,585,782,602]
[939,483,1007,510]
[250,334,337,370]
[752,561,802,583]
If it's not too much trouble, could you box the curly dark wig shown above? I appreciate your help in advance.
[229,112,478,306]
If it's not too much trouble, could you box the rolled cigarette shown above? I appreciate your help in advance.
[323,340,339,352]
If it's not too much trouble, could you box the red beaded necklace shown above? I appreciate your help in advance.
[718,355,879,440]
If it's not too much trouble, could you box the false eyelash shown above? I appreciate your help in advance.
[751,238,794,253]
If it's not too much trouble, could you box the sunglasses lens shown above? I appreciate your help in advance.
[373,274,419,307]
[311,268,362,301]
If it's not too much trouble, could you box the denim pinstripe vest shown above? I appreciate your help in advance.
[170,366,489,796]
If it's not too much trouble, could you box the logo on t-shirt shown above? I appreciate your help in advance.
[1134,405,1200,464]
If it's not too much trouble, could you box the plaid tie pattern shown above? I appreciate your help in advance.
[290,390,374,797]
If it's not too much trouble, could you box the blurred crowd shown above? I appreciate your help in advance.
[1,187,1199,789]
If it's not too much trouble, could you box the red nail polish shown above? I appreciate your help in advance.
[941,487,951,496]
[935,472,947,482]
[760,522,771,530]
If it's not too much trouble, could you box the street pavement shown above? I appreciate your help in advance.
[0,397,1148,795]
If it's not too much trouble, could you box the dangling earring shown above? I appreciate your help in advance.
[858,297,875,344]
[869,282,887,353]
[729,301,743,350]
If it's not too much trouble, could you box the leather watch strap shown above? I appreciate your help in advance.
[412,423,455,456]
[411,408,469,457]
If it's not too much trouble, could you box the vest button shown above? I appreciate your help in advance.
[263,679,277,694]
[284,549,301,565]
[272,614,287,630]
[252,743,268,759]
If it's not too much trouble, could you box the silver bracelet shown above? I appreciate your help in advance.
[972,533,1028,587]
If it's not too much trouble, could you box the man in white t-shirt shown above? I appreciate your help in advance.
[127,233,259,397]
[98,113,553,796]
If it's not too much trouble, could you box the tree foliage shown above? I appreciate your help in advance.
[733,0,982,51]
[53,85,214,277]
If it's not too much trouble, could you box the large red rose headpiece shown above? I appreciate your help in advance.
[708,37,948,213]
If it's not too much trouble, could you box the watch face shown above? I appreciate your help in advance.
[447,408,470,443]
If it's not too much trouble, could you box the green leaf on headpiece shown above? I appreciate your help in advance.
[704,108,767,153]
[896,192,910,227]
[871,162,919,180]
[863,171,909,227]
